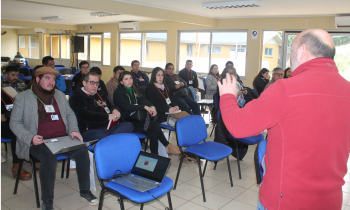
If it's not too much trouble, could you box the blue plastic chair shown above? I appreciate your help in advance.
[254,139,267,184]
[174,115,233,202]
[188,86,196,100]
[1,137,11,151]
[71,67,77,74]
[159,123,175,139]
[1,74,6,80]
[18,73,25,81]
[209,91,220,137]
[203,77,207,94]
[94,133,173,210]
[132,132,149,152]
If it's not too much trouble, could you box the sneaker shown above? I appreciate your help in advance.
[42,200,54,210]
[69,160,76,170]
[80,190,99,205]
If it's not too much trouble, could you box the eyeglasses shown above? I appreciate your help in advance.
[229,72,237,75]
[81,67,89,69]
[87,81,99,86]
[274,73,284,77]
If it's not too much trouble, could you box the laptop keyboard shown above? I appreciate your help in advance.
[125,175,158,189]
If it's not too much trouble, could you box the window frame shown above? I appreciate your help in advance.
[187,44,193,56]
[19,36,26,48]
[17,34,40,59]
[264,48,273,56]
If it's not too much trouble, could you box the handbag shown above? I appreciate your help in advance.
[128,109,147,122]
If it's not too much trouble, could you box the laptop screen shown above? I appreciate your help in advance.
[131,151,171,183]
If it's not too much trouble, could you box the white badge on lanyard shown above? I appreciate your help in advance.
[104,107,110,114]
[44,105,55,113]
[175,81,180,85]
[51,115,59,121]
[166,98,171,105]
[5,104,13,111]
[189,80,193,84]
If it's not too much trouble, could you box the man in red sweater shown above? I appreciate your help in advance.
[219,29,350,210]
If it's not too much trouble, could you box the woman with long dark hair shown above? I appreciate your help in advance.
[206,64,220,99]
[252,68,270,95]
[113,71,180,155]
[284,67,291,78]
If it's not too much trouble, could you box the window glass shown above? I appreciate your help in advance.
[61,36,70,59]
[44,34,50,56]
[19,36,26,48]
[90,35,102,61]
[120,33,141,66]
[103,32,111,65]
[261,31,283,78]
[18,35,39,59]
[51,35,60,58]
[144,33,167,68]
[332,34,350,81]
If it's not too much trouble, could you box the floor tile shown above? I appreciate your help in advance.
[191,191,232,209]
[1,183,32,201]
[170,183,203,201]
[203,169,233,182]
[220,200,257,210]
[103,197,137,210]
[175,201,211,210]
[225,174,257,189]
[2,191,38,210]
[185,175,222,190]
[343,183,350,193]
[208,182,246,199]
[1,204,10,210]
[149,194,187,210]
[166,168,199,183]
[54,193,91,210]
[234,189,259,207]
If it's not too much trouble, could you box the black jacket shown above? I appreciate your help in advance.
[254,77,269,96]
[113,85,153,120]
[145,84,177,123]
[72,72,84,91]
[178,68,198,89]
[69,88,118,132]
[165,74,188,97]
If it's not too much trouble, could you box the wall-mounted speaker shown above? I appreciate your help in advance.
[72,36,84,53]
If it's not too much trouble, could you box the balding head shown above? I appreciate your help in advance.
[290,29,335,72]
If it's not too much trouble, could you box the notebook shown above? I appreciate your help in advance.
[44,136,98,155]
[112,151,171,192]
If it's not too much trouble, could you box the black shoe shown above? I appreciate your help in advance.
[80,190,99,205]
[42,200,54,210]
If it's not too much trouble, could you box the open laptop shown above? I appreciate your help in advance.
[44,136,98,155]
[112,151,171,192]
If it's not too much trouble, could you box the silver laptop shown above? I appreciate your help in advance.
[112,151,171,192]
[44,136,98,155]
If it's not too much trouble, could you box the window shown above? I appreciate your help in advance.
[18,35,39,59]
[179,31,248,76]
[119,32,167,68]
[187,44,193,56]
[103,32,111,65]
[265,48,273,56]
[19,36,25,48]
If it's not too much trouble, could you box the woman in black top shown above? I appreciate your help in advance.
[113,71,180,155]
[252,68,270,95]
[145,67,179,123]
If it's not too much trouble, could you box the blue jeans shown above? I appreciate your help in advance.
[257,201,268,210]
[81,122,134,142]
[171,96,201,115]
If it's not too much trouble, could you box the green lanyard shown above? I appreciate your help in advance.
[125,89,138,105]
[31,86,53,106]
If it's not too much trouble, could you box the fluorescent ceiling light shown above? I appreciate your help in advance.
[90,12,120,17]
[203,0,261,9]
[41,16,66,21]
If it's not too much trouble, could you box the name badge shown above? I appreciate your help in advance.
[189,80,193,85]
[5,104,13,111]
[104,107,110,114]
[175,81,180,85]
[51,115,59,121]
[166,98,171,105]
[44,105,55,113]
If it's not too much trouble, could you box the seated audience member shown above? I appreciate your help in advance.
[264,67,284,90]
[42,56,66,92]
[206,64,220,99]
[72,61,89,91]
[145,67,179,123]
[106,66,125,101]
[89,67,109,98]
[1,66,32,180]
[130,60,149,96]
[284,67,291,78]
[14,52,25,60]
[253,68,270,95]
[69,72,133,142]
[225,61,244,86]
[10,67,98,209]
[178,60,199,93]
[113,71,180,155]
[164,63,200,115]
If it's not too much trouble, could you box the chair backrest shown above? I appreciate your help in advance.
[60,68,72,75]
[18,73,25,81]
[254,138,267,184]
[71,67,77,74]
[203,77,207,93]
[253,88,259,95]
[213,91,219,109]
[94,133,142,180]
[19,68,30,77]
[25,60,28,66]
[175,115,207,147]
[188,86,196,100]
[55,65,65,67]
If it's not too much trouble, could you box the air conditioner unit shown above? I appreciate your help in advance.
[34,28,47,33]
[335,16,350,28]
[118,22,139,31]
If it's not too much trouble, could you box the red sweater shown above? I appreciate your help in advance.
[220,58,350,210]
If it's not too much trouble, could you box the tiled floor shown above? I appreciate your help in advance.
[1,123,350,210]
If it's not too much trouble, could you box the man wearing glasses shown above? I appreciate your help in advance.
[264,67,284,90]
[72,61,89,91]
[69,72,134,142]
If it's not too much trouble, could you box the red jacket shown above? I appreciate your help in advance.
[220,58,350,210]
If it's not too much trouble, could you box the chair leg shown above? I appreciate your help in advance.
[213,161,218,170]
[31,159,40,208]
[98,189,106,210]
[4,142,8,152]
[173,154,185,190]
[143,138,149,152]
[196,156,206,202]
[140,203,144,210]
[66,158,70,179]
[210,124,216,137]
[234,140,242,179]
[13,159,24,194]
[168,131,171,140]
[119,196,125,210]
[167,192,173,210]
[226,157,233,187]
[202,160,208,177]
[61,159,65,178]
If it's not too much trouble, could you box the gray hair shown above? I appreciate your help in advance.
[272,67,283,74]
[298,32,336,59]
[82,72,99,82]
